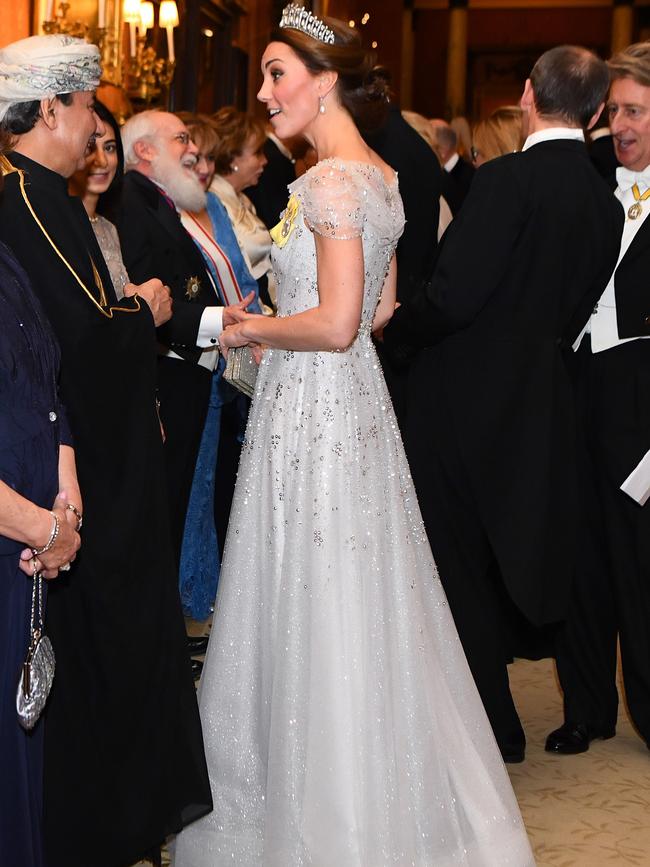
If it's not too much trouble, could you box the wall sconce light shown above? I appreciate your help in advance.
[122,0,179,104]
[122,0,141,57]
[139,0,154,33]
[43,1,89,38]
[40,1,178,110]
[159,1,180,63]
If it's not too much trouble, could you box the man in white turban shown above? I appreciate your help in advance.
[0,33,101,121]
[0,34,212,867]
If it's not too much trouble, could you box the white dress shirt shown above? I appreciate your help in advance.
[590,126,612,142]
[575,164,650,354]
[443,152,459,173]
[522,127,585,151]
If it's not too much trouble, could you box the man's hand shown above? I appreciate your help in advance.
[219,322,252,350]
[124,278,173,326]
[223,291,256,327]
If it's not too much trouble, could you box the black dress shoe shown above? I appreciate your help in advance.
[501,746,526,764]
[191,658,204,680]
[144,845,162,866]
[187,635,209,656]
[545,721,615,754]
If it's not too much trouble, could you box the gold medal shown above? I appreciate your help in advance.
[627,182,650,221]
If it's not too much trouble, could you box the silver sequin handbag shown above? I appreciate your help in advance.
[223,346,258,398]
[16,563,55,731]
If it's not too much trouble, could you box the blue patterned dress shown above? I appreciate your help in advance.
[179,192,261,620]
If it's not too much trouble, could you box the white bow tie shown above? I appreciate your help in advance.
[616,166,650,192]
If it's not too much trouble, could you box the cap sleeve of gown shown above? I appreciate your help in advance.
[298,163,365,240]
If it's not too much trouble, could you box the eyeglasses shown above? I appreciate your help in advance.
[172,131,191,146]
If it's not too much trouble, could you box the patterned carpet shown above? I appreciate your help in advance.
[508,658,650,866]
[135,653,650,866]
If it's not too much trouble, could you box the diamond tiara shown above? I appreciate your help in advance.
[279,4,336,45]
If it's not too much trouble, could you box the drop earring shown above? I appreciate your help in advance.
[319,95,326,115]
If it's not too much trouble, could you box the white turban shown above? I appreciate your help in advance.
[0,34,101,123]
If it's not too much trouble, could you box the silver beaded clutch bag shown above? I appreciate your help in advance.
[16,566,55,730]
[223,346,258,398]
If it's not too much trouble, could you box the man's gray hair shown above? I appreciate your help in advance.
[121,109,163,170]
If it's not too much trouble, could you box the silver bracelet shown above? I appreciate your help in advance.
[66,503,83,532]
[32,512,60,556]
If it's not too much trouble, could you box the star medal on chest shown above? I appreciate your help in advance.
[270,194,299,248]
[185,276,201,300]
[627,182,650,220]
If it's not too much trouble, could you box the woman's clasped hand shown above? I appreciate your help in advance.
[19,491,81,580]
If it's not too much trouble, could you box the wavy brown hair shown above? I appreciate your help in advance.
[609,41,650,87]
[210,107,267,176]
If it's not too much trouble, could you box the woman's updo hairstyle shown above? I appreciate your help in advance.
[272,17,389,130]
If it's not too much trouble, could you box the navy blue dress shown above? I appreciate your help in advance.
[0,242,70,867]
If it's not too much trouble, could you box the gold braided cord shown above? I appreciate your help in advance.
[0,155,141,319]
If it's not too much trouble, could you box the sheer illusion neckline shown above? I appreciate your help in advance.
[307,157,399,192]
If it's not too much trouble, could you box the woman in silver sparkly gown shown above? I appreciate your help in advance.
[174,10,535,867]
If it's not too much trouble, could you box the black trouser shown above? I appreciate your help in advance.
[214,392,249,557]
[555,338,650,743]
[157,356,212,567]
[404,382,526,754]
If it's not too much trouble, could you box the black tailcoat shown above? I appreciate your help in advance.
[365,103,443,306]
[365,104,444,421]
[613,211,650,337]
[443,156,475,214]
[588,133,619,180]
[116,170,219,559]
[0,153,211,866]
[386,139,623,626]
[117,169,217,362]
[554,184,650,743]
[384,139,623,749]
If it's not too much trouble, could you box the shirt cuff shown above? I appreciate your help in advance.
[196,306,224,348]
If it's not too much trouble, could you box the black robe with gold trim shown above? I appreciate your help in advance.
[0,153,212,867]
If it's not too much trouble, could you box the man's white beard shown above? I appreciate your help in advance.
[151,149,206,213]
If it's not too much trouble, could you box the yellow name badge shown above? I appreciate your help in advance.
[270,194,300,248]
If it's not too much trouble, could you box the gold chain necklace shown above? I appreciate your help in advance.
[627,182,650,220]
[0,155,140,319]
